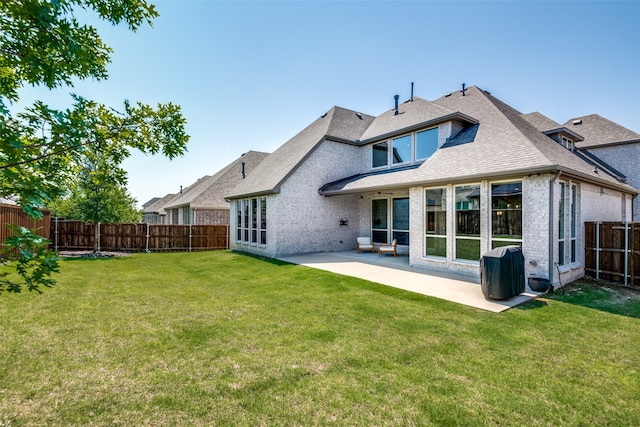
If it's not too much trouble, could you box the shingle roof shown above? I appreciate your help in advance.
[226,107,375,198]
[358,97,460,142]
[521,112,562,132]
[166,151,269,209]
[320,86,636,195]
[143,193,177,214]
[563,114,640,148]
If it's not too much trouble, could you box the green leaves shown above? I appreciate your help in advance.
[1,225,60,293]
[0,1,190,293]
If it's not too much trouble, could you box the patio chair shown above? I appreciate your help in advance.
[378,239,397,257]
[356,237,374,253]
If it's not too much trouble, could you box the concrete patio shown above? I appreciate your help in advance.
[278,251,542,313]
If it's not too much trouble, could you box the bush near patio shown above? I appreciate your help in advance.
[1,251,639,426]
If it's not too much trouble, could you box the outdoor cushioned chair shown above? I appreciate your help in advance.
[356,237,374,253]
[378,239,397,257]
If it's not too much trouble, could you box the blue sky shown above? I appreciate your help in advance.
[15,1,640,207]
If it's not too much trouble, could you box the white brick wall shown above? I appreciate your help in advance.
[586,144,640,221]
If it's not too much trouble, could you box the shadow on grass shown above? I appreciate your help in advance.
[543,279,640,319]
[232,251,292,267]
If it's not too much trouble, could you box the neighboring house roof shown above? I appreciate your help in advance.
[563,114,640,149]
[165,151,269,209]
[143,193,177,215]
[142,197,161,209]
[227,107,375,199]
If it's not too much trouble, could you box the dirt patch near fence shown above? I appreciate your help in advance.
[58,251,132,258]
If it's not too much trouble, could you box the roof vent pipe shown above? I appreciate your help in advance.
[394,94,399,115]
[242,162,246,179]
[462,83,467,96]
[180,185,183,194]
[410,82,414,102]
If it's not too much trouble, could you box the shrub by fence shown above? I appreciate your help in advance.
[51,220,229,252]
[585,222,640,287]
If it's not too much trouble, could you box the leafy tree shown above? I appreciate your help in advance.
[0,0,190,293]
[49,143,143,224]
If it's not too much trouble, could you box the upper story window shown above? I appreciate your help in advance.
[416,128,439,160]
[372,127,439,169]
[392,135,411,164]
[561,136,574,151]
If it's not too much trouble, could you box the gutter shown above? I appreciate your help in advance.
[549,171,562,286]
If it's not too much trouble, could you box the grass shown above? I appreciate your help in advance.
[1,251,639,426]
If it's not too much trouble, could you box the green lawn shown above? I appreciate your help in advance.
[1,251,639,426]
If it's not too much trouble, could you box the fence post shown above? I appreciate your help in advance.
[226,224,229,249]
[54,216,58,251]
[595,222,600,280]
[145,223,150,253]
[624,221,629,286]
[97,222,101,252]
[189,223,192,252]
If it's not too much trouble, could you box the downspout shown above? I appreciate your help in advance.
[549,171,562,285]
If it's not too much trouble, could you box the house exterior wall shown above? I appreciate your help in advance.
[585,144,640,221]
[407,176,552,280]
[194,208,229,225]
[231,139,367,257]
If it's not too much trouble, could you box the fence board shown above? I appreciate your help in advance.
[51,220,228,252]
[585,222,639,288]
[0,204,51,250]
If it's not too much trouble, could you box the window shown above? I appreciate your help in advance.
[561,136,574,151]
[236,197,267,245]
[372,142,388,168]
[416,128,438,160]
[371,199,388,243]
[491,182,522,249]
[182,206,190,224]
[558,182,566,266]
[236,200,242,241]
[392,135,412,164]
[371,127,440,168]
[243,199,249,242]
[425,188,446,257]
[251,198,258,243]
[260,197,267,245]
[455,185,481,261]
[392,197,410,245]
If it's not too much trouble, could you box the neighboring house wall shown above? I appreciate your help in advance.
[194,208,229,225]
[584,143,640,221]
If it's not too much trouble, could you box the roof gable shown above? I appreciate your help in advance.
[227,106,375,199]
[564,114,640,148]
[166,151,269,209]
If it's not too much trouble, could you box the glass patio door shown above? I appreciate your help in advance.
[371,197,409,245]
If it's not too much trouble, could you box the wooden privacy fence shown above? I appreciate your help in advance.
[585,222,640,287]
[0,203,51,242]
[52,220,229,252]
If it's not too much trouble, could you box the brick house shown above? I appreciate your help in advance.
[143,193,177,224]
[163,151,269,225]
[226,85,637,288]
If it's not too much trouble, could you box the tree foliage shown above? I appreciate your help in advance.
[0,0,190,293]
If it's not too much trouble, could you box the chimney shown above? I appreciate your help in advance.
[241,162,246,179]
[394,94,399,115]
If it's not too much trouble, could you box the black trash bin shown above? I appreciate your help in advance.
[480,246,525,300]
